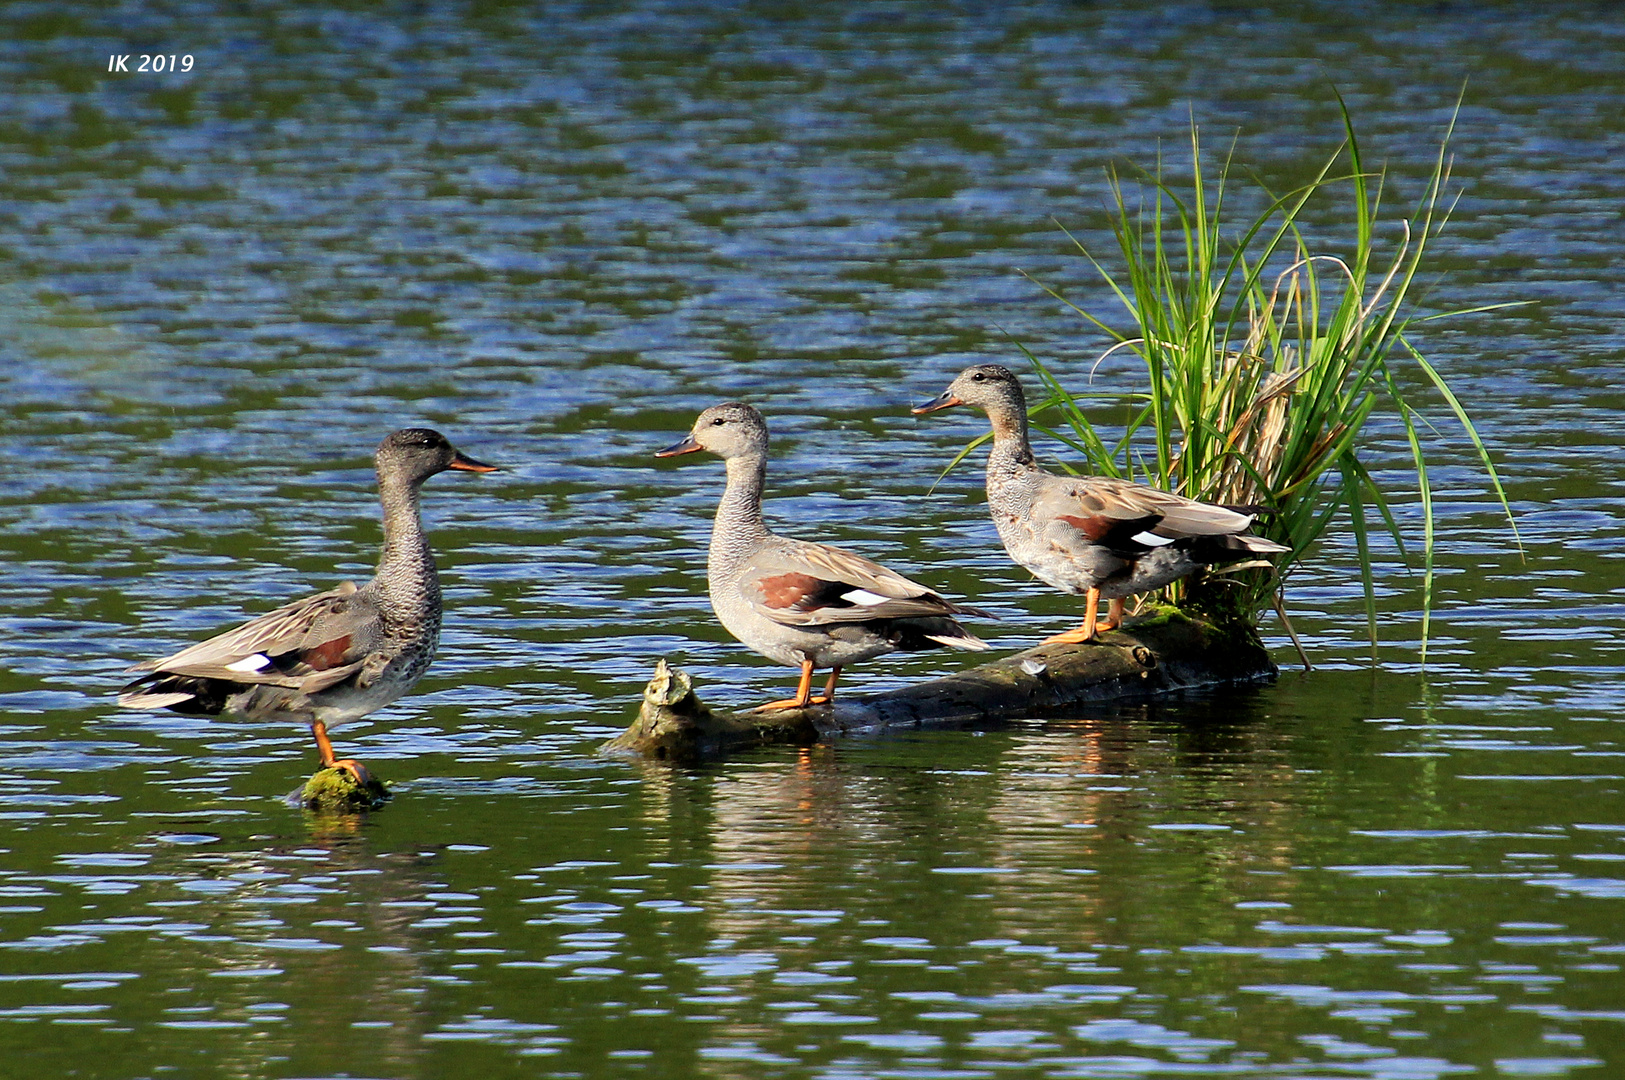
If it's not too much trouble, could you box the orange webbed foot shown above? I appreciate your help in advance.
[754,694,835,712]
[331,758,372,786]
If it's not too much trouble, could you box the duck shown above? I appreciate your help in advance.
[914,364,1288,642]
[117,428,497,785]
[656,402,990,710]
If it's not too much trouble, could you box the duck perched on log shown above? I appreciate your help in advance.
[915,364,1287,642]
[657,402,990,710]
[118,428,497,786]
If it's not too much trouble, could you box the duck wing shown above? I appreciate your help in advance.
[739,541,991,628]
[124,581,381,693]
[1038,475,1264,554]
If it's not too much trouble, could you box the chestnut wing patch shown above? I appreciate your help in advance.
[753,572,855,613]
[1056,512,1165,553]
[253,633,357,678]
[298,634,355,671]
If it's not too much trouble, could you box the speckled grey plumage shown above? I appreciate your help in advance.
[658,402,988,693]
[118,428,494,731]
[918,364,1287,605]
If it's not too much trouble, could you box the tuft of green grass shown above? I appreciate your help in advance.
[1003,96,1517,658]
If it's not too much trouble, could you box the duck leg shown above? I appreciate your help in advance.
[311,719,372,786]
[1042,587,1104,644]
[1097,597,1125,634]
[757,659,818,711]
[809,666,841,706]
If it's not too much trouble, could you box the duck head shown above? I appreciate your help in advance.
[912,363,1028,418]
[376,428,497,485]
[656,402,769,461]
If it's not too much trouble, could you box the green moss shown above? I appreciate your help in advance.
[1178,572,1257,629]
[1122,601,1191,630]
[300,767,392,812]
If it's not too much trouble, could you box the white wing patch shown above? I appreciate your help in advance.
[226,653,273,673]
[1132,531,1177,547]
[841,588,891,606]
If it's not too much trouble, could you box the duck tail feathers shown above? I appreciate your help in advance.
[1233,533,1290,555]
[117,688,199,710]
[116,672,229,714]
[946,601,999,621]
[924,628,992,652]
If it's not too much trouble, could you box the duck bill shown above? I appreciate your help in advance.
[448,451,499,473]
[911,390,963,415]
[655,433,702,457]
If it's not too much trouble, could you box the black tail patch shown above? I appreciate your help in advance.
[118,673,232,715]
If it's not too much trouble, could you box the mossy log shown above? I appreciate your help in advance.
[604,609,1277,763]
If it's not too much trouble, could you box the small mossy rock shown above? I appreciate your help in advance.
[299,767,392,812]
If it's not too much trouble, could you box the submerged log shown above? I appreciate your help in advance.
[604,609,1277,763]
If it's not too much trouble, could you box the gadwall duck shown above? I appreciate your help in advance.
[915,364,1288,642]
[118,428,497,784]
[657,402,990,710]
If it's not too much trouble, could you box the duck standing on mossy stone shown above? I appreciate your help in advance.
[118,428,497,799]
[915,364,1288,642]
[657,402,991,710]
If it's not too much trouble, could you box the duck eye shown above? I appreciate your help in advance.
[971,372,985,381]
[711,417,726,426]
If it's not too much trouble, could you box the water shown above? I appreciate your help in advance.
[3,2,1624,1076]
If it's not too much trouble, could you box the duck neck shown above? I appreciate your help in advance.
[985,400,1038,480]
[375,472,441,615]
[709,452,772,574]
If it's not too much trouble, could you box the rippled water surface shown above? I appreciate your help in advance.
[4,2,1624,1077]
